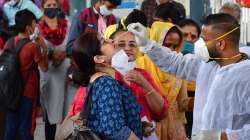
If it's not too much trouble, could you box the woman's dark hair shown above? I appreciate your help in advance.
[15,9,36,33]
[154,1,186,24]
[124,9,148,27]
[105,0,122,7]
[178,19,201,37]
[72,32,101,86]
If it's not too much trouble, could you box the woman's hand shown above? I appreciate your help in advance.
[70,113,83,126]
[35,36,48,55]
[125,70,151,91]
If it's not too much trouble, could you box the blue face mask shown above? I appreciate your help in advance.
[44,8,59,19]
[181,41,194,55]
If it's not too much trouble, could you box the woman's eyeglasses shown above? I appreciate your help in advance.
[115,43,137,48]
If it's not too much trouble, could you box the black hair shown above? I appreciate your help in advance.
[72,32,101,86]
[203,13,240,47]
[15,9,37,33]
[178,19,201,36]
[124,9,148,27]
[105,0,121,7]
[155,1,186,24]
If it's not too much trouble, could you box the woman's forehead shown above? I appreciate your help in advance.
[114,31,135,42]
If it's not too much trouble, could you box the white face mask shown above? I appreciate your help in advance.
[29,26,39,41]
[194,38,210,62]
[99,5,112,16]
[111,50,135,75]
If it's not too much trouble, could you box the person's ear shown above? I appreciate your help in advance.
[216,40,226,51]
[94,55,106,64]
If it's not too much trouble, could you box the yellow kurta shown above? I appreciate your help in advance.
[136,21,188,140]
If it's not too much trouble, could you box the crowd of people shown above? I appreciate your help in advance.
[0,0,250,140]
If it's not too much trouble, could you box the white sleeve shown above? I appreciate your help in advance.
[146,42,203,82]
[226,79,250,140]
[27,1,43,19]
[226,125,250,140]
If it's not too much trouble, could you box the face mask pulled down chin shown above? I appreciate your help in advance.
[99,5,112,16]
[29,26,39,41]
[111,50,135,75]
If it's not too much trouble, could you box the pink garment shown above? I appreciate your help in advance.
[97,15,107,38]
[0,37,4,51]
[68,87,86,117]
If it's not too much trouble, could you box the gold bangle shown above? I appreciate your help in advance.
[146,89,154,96]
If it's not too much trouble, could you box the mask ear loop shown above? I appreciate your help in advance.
[207,26,241,60]
[206,26,240,45]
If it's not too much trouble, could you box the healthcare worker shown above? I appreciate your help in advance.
[128,13,250,140]
[137,20,193,140]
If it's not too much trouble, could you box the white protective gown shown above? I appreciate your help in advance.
[144,42,250,140]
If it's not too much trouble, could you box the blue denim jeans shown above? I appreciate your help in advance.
[4,96,33,140]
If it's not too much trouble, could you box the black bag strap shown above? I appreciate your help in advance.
[7,37,31,53]
[79,82,95,126]
[79,75,107,126]
[7,37,15,50]
[15,38,31,53]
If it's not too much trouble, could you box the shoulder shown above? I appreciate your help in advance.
[94,76,120,90]
[80,7,91,16]
[92,76,123,100]
[22,41,39,53]
[79,7,91,21]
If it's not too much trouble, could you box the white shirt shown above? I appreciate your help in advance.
[3,0,43,26]
[145,42,250,140]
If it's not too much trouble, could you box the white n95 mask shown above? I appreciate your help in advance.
[29,26,39,41]
[194,38,210,62]
[111,50,135,75]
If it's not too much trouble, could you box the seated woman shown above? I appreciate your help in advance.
[111,30,168,139]
[136,22,194,140]
[71,32,142,140]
